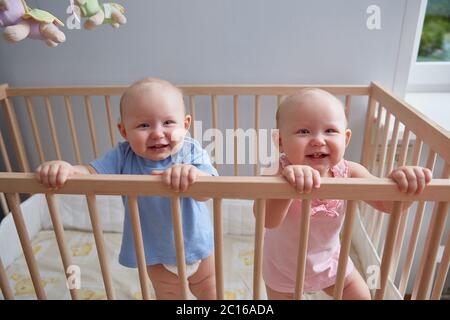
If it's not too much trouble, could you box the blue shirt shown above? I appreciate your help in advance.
[90,137,218,267]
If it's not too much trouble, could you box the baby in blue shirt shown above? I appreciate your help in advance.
[35,78,218,299]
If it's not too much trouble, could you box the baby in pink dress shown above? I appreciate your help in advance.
[259,88,432,299]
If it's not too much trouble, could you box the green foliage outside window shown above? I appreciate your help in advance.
[418,0,450,61]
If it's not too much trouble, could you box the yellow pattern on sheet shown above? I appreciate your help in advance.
[2,230,364,300]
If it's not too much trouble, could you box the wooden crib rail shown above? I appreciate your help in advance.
[370,82,450,164]
[5,85,371,97]
[1,173,449,300]
[0,173,449,201]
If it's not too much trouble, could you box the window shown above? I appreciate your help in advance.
[417,0,450,62]
[408,0,450,92]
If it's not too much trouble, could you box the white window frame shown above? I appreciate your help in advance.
[407,0,450,93]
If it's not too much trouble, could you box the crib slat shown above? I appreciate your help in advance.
[45,194,78,300]
[361,95,377,167]
[375,201,403,300]
[431,229,450,299]
[84,96,99,159]
[277,95,282,107]
[253,199,266,300]
[391,150,436,282]
[369,104,384,174]
[380,137,426,261]
[411,140,423,167]
[127,196,150,300]
[211,95,218,170]
[397,129,411,167]
[0,256,13,300]
[104,96,116,148]
[3,99,30,172]
[414,164,450,300]
[333,200,357,300]
[25,97,45,163]
[378,111,391,176]
[0,130,12,172]
[213,198,224,299]
[413,164,450,300]
[398,200,427,296]
[64,96,82,165]
[85,194,116,300]
[170,196,189,299]
[0,193,8,217]
[344,95,351,119]
[254,95,260,176]
[294,199,311,300]
[44,97,62,160]
[5,193,46,299]
[385,118,400,174]
[234,95,239,176]
[416,200,449,299]
[189,96,196,140]
[0,129,11,213]
[372,112,392,250]
[399,152,436,295]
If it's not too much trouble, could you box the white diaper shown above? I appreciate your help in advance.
[163,261,201,278]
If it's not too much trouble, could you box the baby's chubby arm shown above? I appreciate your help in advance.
[152,164,212,201]
[35,160,95,189]
[349,162,432,213]
[254,165,321,229]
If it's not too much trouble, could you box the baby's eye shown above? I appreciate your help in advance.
[297,129,310,134]
[163,120,176,126]
[138,123,150,128]
[325,128,338,133]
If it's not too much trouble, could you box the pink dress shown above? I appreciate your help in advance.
[262,156,354,293]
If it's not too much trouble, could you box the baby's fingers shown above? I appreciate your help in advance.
[178,166,192,192]
[301,170,313,193]
[283,168,296,189]
[414,167,433,194]
[36,164,51,187]
[391,170,408,193]
[312,169,321,189]
[162,167,173,188]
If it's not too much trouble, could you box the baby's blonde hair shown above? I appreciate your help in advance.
[276,88,347,129]
[119,77,185,121]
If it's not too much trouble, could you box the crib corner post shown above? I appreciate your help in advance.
[0,84,8,101]
[2,87,30,172]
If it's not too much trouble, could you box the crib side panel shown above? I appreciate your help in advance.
[361,82,450,300]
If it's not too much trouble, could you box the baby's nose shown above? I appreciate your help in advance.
[311,134,326,145]
[150,128,165,139]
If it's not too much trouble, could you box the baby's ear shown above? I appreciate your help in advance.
[345,128,352,147]
[272,129,283,152]
[184,114,192,130]
[117,122,127,140]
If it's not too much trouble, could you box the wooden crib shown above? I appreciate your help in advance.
[0,82,448,300]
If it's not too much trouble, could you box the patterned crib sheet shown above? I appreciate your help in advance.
[1,230,364,300]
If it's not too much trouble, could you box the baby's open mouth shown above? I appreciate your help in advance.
[149,144,169,150]
[306,152,329,159]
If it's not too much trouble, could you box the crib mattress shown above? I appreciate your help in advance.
[1,228,365,300]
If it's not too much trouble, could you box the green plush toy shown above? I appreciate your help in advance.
[74,0,126,29]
